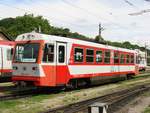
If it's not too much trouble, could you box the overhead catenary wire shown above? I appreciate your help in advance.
[123,0,137,8]
[27,0,123,32]
[144,0,150,2]
[123,0,150,16]
[27,1,83,22]
[0,1,86,28]
[128,9,150,16]
[61,0,130,29]
[0,0,130,31]
[0,0,147,38]
[61,1,111,20]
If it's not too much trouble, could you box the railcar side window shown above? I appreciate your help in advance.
[74,48,83,62]
[120,54,125,64]
[131,55,134,64]
[104,51,110,64]
[58,46,65,63]
[114,52,119,64]
[43,44,54,62]
[7,49,12,61]
[86,49,94,62]
[126,54,130,64]
[96,50,103,63]
[136,55,141,64]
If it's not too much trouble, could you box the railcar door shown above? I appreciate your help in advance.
[56,42,67,85]
[3,47,12,75]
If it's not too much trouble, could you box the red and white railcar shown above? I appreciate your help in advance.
[12,32,139,87]
[0,41,14,77]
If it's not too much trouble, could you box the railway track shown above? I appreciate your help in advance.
[0,72,150,102]
[0,87,39,101]
[0,86,63,101]
[0,76,11,83]
[43,83,150,113]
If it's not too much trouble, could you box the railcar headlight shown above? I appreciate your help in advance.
[32,67,38,71]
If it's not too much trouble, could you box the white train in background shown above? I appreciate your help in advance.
[136,49,147,71]
[0,41,14,80]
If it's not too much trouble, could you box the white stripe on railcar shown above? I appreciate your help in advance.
[68,65,135,75]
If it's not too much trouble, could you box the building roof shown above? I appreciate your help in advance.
[0,31,13,41]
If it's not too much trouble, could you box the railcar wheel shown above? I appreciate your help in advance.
[66,78,91,90]
[127,74,134,80]
[66,79,78,90]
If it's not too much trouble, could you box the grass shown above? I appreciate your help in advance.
[29,93,59,102]
[0,100,20,109]
[143,107,150,113]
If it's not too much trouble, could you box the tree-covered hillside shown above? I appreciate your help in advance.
[0,14,88,40]
[0,14,145,50]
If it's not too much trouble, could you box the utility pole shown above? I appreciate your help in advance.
[145,42,148,65]
[99,23,104,37]
[38,26,41,33]
[99,23,102,37]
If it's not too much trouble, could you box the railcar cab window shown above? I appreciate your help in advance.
[104,50,110,64]
[120,54,125,64]
[96,50,103,63]
[86,49,94,62]
[74,48,84,62]
[114,52,119,64]
[14,43,40,63]
[43,44,54,63]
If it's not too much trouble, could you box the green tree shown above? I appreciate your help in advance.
[0,14,51,39]
[95,35,104,42]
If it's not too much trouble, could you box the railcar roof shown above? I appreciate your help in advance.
[0,40,14,46]
[16,32,136,53]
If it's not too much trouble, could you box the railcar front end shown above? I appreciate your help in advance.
[12,40,59,86]
[12,37,69,87]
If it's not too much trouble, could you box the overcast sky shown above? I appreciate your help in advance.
[0,0,150,46]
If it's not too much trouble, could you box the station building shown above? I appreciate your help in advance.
[0,31,13,41]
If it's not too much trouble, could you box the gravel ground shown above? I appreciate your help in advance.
[115,91,150,113]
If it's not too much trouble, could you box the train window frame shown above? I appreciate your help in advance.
[58,45,65,63]
[42,43,54,63]
[120,53,125,64]
[136,55,141,64]
[130,54,134,64]
[104,50,111,64]
[86,48,94,63]
[126,54,130,64]
[96,50,103,63]
[7,48,12,61]
[114,51,119,64]
[14,43,40,63]
[74,47,84,63]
